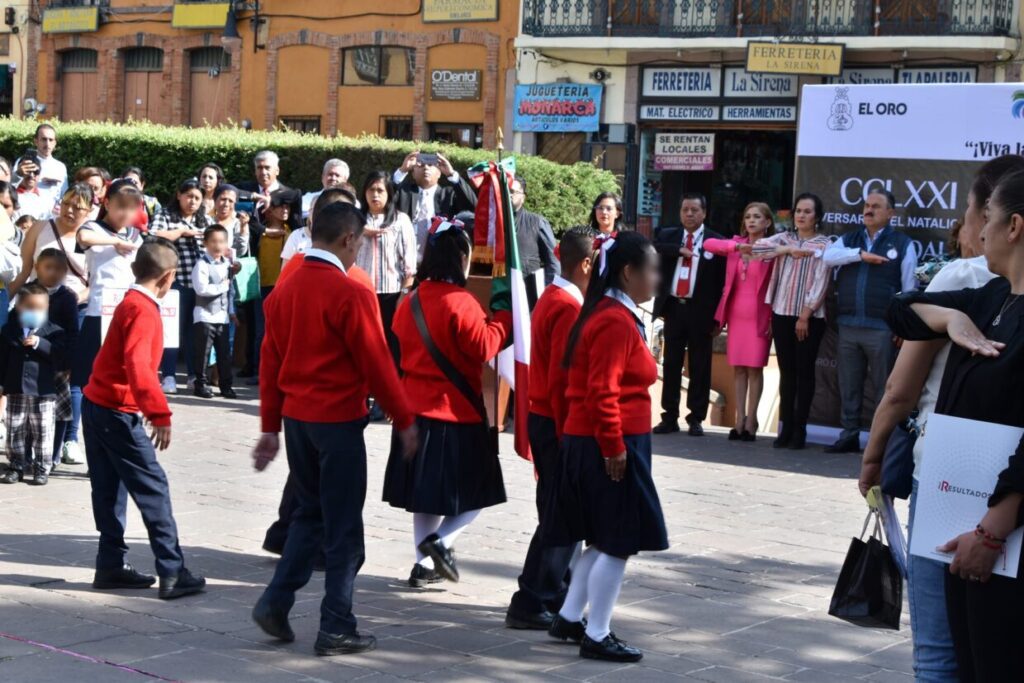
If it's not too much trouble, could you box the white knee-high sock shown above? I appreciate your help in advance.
[558,545,600,623]
[413,513,443,568]
[584,552,627,642]
[436,509,481,549]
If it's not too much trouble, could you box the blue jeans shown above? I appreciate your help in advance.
[908,479,959,682]
[67,304,88,443]
[160,283,196,380]
[261,417,368,635]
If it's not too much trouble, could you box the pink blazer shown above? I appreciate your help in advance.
[703,235,774,337]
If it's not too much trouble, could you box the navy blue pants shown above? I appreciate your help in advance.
[509,413,575,614]
[262,417,368,636]
[82,398,184,578]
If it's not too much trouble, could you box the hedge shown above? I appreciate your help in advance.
[0,119,619,232]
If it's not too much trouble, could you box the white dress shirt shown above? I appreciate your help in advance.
[304,247,346,274]
[673,225,706,299]
[281,227,312,262]
[191,254,234,324]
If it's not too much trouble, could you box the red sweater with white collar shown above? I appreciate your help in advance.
[528,283,582,434]
[393,280,512,423]
[259,257,413,432]
[84,289,172,426]
[563,298,657,457]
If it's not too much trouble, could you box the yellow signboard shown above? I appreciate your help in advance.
[746,42,845,77]
[172,2,230,29]
[423,0,499,23]
[42,7,99,34]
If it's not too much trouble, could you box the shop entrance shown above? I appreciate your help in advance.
[648,128,795,234]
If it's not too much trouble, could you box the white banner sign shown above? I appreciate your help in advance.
[642,67,720,98]
[101,288,180,349]
[654,133,715,171]
[723,68,798,98]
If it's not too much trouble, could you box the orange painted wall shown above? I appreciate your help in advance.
[338,86,416,137]
[425,43,487,124]
[275,45,330,120]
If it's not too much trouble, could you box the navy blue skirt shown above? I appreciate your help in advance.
[382,416,507,516]
[543,433,668,557]
[70,315,102,388]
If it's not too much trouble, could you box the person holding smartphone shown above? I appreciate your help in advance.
[391,150,477,261]
[12,124,68,210]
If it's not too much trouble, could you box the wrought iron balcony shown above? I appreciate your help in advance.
[521,0,1013,38]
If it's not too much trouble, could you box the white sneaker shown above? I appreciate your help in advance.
[161,376,178,394]
[62,441,84,465]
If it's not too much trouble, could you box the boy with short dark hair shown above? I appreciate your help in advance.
[191,224,238,399]
[83,238,205,599]
[0,283,66,486]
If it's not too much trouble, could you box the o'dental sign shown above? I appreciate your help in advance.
[654,133,715,171]
[430,69,481,101]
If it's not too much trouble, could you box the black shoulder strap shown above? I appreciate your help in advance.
[410,291,490,426]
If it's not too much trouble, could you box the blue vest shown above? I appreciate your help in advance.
[835,226,913,330]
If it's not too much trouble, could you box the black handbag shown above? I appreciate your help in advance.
[828,510,903,630]
[880,412,920,500]
[409,291,499,456]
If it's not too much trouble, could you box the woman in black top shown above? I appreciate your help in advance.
[887,168,1024,681]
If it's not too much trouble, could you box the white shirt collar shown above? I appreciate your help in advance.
[419,184,438,198]
[129,284,161,306]
[685,224,705,242]
[304,247,347,274]
[553,275,583,305]
[605,288,641,319]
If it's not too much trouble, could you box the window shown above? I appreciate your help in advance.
[342,46,415,86]
[381,116,413,141]
[60,49,98,72]
[429,123,482,149]
[190,47,230,73]
[48,0,108,6]
[123,47,163,73]
[280,116,321,134]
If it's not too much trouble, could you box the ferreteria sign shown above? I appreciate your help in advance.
[746,42,845,77]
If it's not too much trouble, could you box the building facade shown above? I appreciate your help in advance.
[512,0,1023,233]
[31,0,517,148]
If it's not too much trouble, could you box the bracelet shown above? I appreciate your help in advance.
[975,524,1007,544]
[981,539,1005,551]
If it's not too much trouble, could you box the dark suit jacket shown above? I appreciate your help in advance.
[393,175,477,221]
[234,180,304,232]
[515,208,559,286]
[652,225,727,330]
[0,318,66,396]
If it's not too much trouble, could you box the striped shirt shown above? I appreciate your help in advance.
[752,231,833,319]
[355,211,417,294]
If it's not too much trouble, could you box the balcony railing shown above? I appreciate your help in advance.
[522,0,1013,38]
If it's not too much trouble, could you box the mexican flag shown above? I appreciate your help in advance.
[469,158,532,461]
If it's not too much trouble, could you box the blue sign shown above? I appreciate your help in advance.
[513,83,603,133]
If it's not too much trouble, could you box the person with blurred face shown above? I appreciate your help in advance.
[301,159,351,220]
[13,125,68,208]
[391,150,477,260]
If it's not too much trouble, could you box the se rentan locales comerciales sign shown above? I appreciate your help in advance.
[654,133,715,171]
[430,69,482,101]
[746,41,845,77]
[42,7,99,33]
[423,0,499,22]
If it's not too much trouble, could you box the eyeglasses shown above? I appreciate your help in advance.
[62,203,90,214]
[511,189,525,196]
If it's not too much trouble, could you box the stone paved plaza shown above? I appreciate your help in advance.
[0,387,913,682]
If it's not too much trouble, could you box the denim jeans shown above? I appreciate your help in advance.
[908,479,959,682]
[67,304,88,443]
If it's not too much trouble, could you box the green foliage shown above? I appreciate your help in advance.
[0,119,618,232]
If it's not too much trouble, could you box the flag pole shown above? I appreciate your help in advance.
[494,127,504,436]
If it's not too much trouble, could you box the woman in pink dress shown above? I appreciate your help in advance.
[703,203,775,441]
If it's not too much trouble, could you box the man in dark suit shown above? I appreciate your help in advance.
[652,193,727,436]
[510,175,559,309]
[391,150,477,260]
[235,150,303,232]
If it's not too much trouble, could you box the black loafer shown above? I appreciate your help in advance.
[416,534,458,582]
[505,607,555,630]
[158,568,206,600]
[687,423,705,437]
[824,436,860,454]
[262,539,284,556]
[93,564,156,590]
[408,563,444,588]
[652,421,680,435]
[548,615,587,643]
[194,385,214,399]
[314,630,376,656]
[580,633,643,662]
[221,388,238,399]
[252,596,295,642]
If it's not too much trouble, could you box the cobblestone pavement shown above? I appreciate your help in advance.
[0,387,912,682]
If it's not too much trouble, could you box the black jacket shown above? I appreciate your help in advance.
[652,225,727,329]
[393,175,477,222]
[515,208,559,286]
[235,180,304,232]
[0,318,66,396]
[42,283,77,373]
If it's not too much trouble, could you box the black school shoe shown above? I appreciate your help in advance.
[158,568,206,600]
[408,563,444,588]
[193,385,214,399]
[93,564,156,590]
[652,420,680,435]
[548,615,587,643]
[252,596,295,642]
[220,388,238,399]
[416,534,459,582]
[314,631,376,656]
[30,471,48,486]
[1,468,22,484]
[687,423,705,437]
[825,436,860,454]
[505,606,555,630]
[580,633,643,662]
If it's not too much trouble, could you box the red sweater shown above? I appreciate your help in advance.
[393,280,512,423]
[528,283,582,434]
[563,298,657,457]
[84,288,171,427]
[259,257,413,432]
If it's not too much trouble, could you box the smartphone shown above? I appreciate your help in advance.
[417,152,438,167]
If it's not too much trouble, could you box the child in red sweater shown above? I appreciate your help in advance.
[544,231,668,664]
[82,238,205,600]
